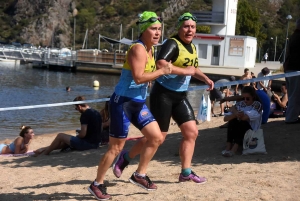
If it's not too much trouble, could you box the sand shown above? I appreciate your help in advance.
[1,115,300,201]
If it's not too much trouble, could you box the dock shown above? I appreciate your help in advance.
[0,45,285,90]
[0,45,125,73]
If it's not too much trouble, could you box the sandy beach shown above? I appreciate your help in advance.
[1,115,299,201]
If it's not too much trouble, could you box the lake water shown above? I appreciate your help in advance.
[0,62,205,140]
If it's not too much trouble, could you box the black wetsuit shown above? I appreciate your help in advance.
[150,35,196,132]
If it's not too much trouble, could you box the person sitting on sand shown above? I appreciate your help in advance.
[257,67,272,92]
[235,68,252,95]
[250,72,257,89]
[222,86,262,157]
[37,96,102,155]
[270,83,288,117]
[210,76,235,117]
[0,126,35,154]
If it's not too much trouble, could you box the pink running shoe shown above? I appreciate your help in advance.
[88,182,111,200]
[112,150,129,178]
[178,171,207,184]
[129,173,157,191]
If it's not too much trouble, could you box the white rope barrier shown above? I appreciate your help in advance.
[0,98,110,112]
[188,71,300,91]
[0,71,299,112]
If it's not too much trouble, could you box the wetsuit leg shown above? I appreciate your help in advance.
[150,82,173,132]
[172,97,196,126]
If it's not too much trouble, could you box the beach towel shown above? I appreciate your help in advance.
[0,150,35,157]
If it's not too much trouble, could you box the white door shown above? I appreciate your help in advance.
[211,45,220,65]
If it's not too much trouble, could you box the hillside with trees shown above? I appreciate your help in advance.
[0,0,299,61]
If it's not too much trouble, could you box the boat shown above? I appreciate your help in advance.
[0,58,20,64]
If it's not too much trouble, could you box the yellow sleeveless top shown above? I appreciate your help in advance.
[156,38,198,92]
[172,38,198,68]
[123,43,156,72]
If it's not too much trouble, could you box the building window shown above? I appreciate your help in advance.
[246,46,250,61]
[198,44,207,59]
[229,38,244,56]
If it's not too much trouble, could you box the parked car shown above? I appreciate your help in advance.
[12,42,22,48]
[23,43,34,49]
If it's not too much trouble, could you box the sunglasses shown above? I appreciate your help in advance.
[136,17,163,25]
[243,97,251,101]
[178,15,197,22]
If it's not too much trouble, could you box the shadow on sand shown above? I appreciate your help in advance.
[0,118,299,200]
[1,119,299,169]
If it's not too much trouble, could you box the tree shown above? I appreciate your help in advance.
[236,0,266,59]
[236,0,261,38]
[196,25,210,34]
[77,9,96,30]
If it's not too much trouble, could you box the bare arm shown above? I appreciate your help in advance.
[225,88,230,97]
[273,94,288,108]
[235,82,239,93]
[77,124,87,138]
[224,106,238,121]
[220,95,243,104]
[156,59,195,76]
[267,80,272,89]
[258,81,267,90]
[14,137,30,154]
[252,81,258,90]
[193,68,214,90]
[129,45,171,84]
[224,113,237,122]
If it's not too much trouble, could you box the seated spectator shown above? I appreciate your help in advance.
[99,98,110,145]
[0,126,35,154]
[222,86,262,157]
[37,96,102,155]
[269,83,288,117]
[250,72,257,90]
[210,76,235,117]
[257,67,272,92]
[222,85,270,124]
[235,68,252,95]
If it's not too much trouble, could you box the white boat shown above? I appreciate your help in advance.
[0,58,20,64]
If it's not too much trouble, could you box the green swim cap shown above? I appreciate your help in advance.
[137,11,162,33]
[177,12,197,29]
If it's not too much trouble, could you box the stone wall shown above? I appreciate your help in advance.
[13,0,73,48]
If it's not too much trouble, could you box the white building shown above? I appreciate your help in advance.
[193,0,257,68]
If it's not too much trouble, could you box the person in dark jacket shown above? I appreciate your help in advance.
[37,96,102,155]
[284,19,300,124]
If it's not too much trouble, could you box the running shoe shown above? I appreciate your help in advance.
[88,182,111,200]
[60,146,74,153]
[129,173,157,191]
[112,150,129,178]
[178,171,207,184]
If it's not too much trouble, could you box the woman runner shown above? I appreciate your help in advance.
[88,11,172,200]
[113,12,214,185]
